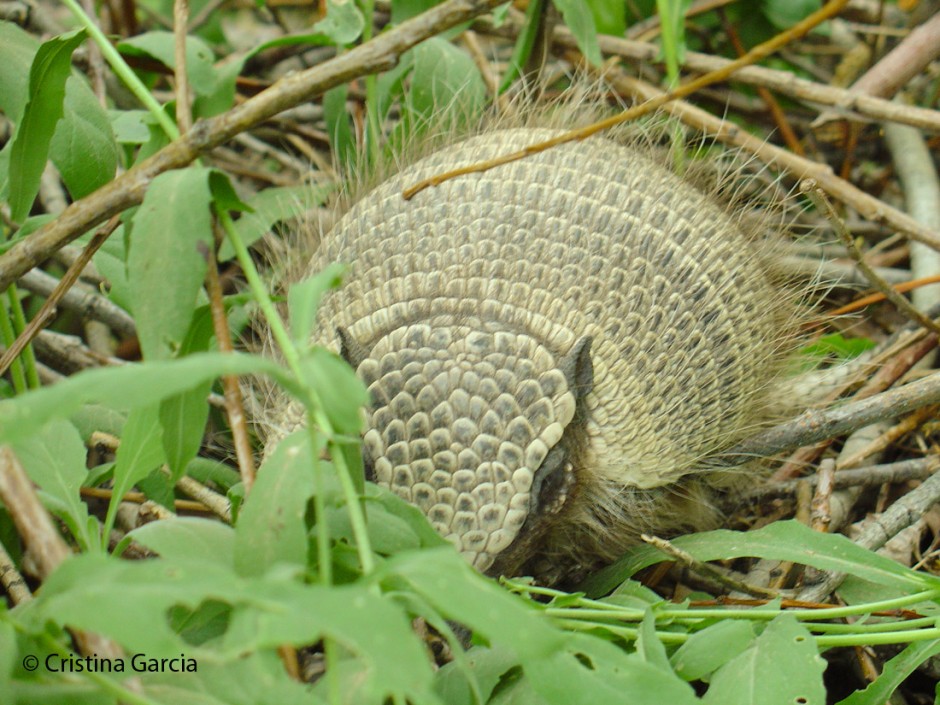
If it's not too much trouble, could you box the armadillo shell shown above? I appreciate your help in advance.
[277,127,794,583]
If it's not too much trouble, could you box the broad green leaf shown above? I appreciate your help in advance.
[33,552,437,704]
[143,650,325,705]
[0,619,13,692]
[407,38,486,128]
[159,306,216,478]
[365,484,448,549]
[110,109,152,144]
[245,0,364,58]
[585,0,626,35]
[387,548,565,660]
[391,0,440,23]
[553,0,602,66]
[50,75,118,199]
[8,29,87,222]
[289,263,346,348]
[118,31,217,96]
[434,646,519,705]
[525,633,699,705]
[309,0,364,45]
[107,404,167,535]
[129,517,235,567]
[0,352,290,443]
[583,521,940,597]
[761,0,822,30]
[10,420,95,550]
[835,638,940,705]
[216,183,327,261]
[702,615,826,705]
[670,619,757,681]
[129,168,213,360]
[193,53,247,119]
[299,347,368,435]
[235,431,317,577]
[31,554,431,696]
[0,22,36,119]
[330,498,420,555]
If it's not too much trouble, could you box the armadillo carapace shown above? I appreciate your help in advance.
[282,127,793,581]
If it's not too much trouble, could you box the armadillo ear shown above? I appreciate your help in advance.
[337,326,369,370]
[559,336,593,400]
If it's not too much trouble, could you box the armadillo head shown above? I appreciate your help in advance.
[346,323,592,573]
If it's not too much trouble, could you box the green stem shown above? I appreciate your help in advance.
[6,286,40,389]
[815,626,940,648]
[806,617,939,634]
[60,0,179,140]
[219,210,375,576]
[0,288,28,394]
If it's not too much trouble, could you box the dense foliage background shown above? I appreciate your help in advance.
[1,0,940,703]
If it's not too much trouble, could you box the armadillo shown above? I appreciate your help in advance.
[272,126,796,583]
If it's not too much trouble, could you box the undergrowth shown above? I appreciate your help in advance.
[1,1,939,704]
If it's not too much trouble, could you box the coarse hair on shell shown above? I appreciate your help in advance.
[254,80,821,586]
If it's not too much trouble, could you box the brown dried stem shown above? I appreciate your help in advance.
[0,216,119,378]
[802,179,940,337]
[403,0,850,198]
[205,227,257,494]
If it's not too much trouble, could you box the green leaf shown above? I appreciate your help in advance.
[159,306,216,478]
[193,53,247,119]
[299,347,369,436]
[391,0,440,23]
[107,404,167,537]
[235,431,317,577]
[670,619,757,681]
[800,333,876,361]
[0,352,290,444]
[9,420,95,550]
[118,31,217,96]
[636,609,671,670]
[110,109,152,144]
[761,0,822,30]
[406,38,486,129]
[289,263,346,348]
[143,650,324,705]
[553,0,602,66]
[323,84,356,174]
[583,521,940,597]
[366,484,448,549]
[50,75,118,199]
[524,634,699,705]
[7,29,87,222]
[434,646,518,705]
[835,638,940,705]
[387,548,565,660]
[585,0,626,35]
[0,22,36,120]
[129,168,214,360]
[217,184,327,261]
[309,0,365,45]
[499,0,545,94]
[129,517,235,567]
[244,0,364,58]
[702,615,826,705]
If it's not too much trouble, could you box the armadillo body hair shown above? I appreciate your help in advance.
[261,97,807,585]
